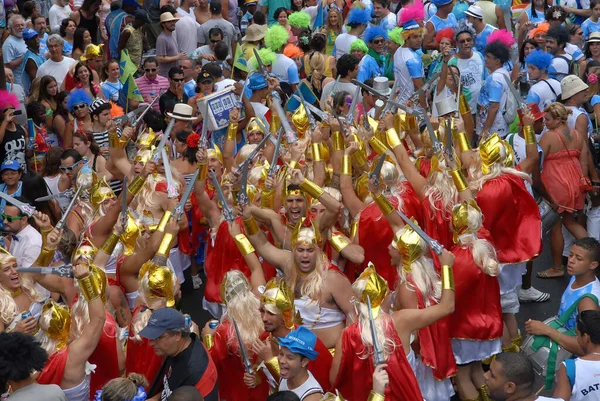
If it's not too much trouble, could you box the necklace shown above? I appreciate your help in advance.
[589,352,600,356]
[10,288,22,298]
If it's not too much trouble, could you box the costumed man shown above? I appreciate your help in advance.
[357,26,394,82]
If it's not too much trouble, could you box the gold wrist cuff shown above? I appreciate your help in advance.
[128,176,145,197]
[332,131,344,151]
[35,246,56,267]
[442,265,455,291]
[234,234,255,255]
[454,131,471,153]
[312,142,323,161]
[368,136,388,155]
[109,131,128,149]
[265,356,281,381]
[288,160,299,170]
[406,114,417,131]
[330,232,351,252]
[341,155,352,175]
[450,169,468,192]
[374,193,394,215]
[157,211,173,233]
[270,114,281,134]
[523,125,536,145]
[261,189,275,209]
[367,391,385,401]
[203,334,214,350]
[243,216,260,236]
[101,232,120,255]
[350,220,358,238]
[157,233,174,257]
[78,274,101,302]
[351,149,367,169]
[197,163,208,181]
[300,179,324,199]
[227,123,238,141]
[459,94,471,115]
[40,226,53,244]
[386,128,402,149]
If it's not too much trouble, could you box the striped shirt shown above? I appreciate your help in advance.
[135,74,170,112]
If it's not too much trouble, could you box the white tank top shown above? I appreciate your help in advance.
[279,371,323,400]
[568,358,600,401]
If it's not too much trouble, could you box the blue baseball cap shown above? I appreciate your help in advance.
[248,73,267,91]
[278,326,319,360]
[1,160,21,172]
[22,28,38,40]
[139,308,186,340]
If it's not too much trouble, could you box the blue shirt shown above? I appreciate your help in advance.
[558,276,600,330]
[63,40,73,57]
[475,24,496,54]
[428,13,457,33]
[184,79,196,98]
[581,18,600,39]
[358,54,384,81]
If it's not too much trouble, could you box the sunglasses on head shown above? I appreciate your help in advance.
[72,103,87,111]
[145,68,157,72]
[1,213,24,222]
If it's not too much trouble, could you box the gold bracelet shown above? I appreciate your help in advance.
[450,169,468,192]
[386,128,402,149]
[270,113,281,134]
[351,148,367,169]
[109,131,128,149]
[350,220,358,238]
[261,189,275,209]
[368,136,388,155]
[374,193,394,215]
[243,216,259,236]
[459,94,471,115]
[367,391,385,401]
[227,123,238,141]
[234,234,255,255]
[128,176,145,197]
[157,211,173,233]
[157,233,174,257]
[197,162,208,181]
[312,142,323,161]
[454,131,471,152]
[289,160,299,170]
[35,246,56,267]
[332,131,344,151]
[406,114,417,131]
[299,178,324,199]
[100,232,120,255]
[523,125,536,145]
[40,226,53,244]
[203,333,214,350]
[341,155,352,175]
[265,356,281,381]
[77,274,101,302]
[330,233,351,252]
[441,265,455,291]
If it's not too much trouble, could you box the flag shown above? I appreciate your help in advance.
[312,0,325,30]
[119,49,138,84]
[233,42,248,73]
[287,81,318,112]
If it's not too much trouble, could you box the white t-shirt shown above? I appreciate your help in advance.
[49,4,72,33]
[214,78,236,92]
[526,79,561,111]
[175,14,202,55]
[251,101,269,119]
[36,56,76,88]
[9,224,42,268]
[449,51,486,112]
[393,47,424,105]
[271,53,300,85]
[334,33,357,60]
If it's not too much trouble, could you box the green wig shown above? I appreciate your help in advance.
[388,27,404,46]
[349,39,368,54]
[288,11,311,28]
[250,48,277,71]
[265,25,290,52]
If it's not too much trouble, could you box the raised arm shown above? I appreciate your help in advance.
[228,221,266,296]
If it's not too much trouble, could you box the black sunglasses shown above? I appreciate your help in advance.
[145,68,157,72]
[171,78,184,83]
[372,38,385,44]
[72,103,87,111]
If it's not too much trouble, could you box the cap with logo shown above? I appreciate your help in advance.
[139,307,186,340]
[278,326,319,360]
[1,160,21,172]
[23,28,38,40]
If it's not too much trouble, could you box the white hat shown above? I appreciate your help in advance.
[561,75,589,100]
[373,77,391,96]
[465,5,483,19]
[160,12,180,23]
[589,32,600,43]
[435,96,458,117]
[167,103,196,121]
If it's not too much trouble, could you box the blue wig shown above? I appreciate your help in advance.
[363,26,388,44]
[347,7,371,26]
[67,89,93,112]
[525,50,553,71]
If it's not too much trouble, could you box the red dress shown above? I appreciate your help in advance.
[88,312,121,395]
[421,196,454,251]
[125,306,164,387]
[541,149,586,213]
[333,322,424,401]
[38,348,69,386]
[475,173,542,264]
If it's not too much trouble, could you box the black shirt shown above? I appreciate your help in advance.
[159,90,189,116]
[0,124,27,174]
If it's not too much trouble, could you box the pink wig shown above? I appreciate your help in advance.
[487,29,515,47]
[435,27,455,46]
[0,91,20,110]
[399,0,425,26]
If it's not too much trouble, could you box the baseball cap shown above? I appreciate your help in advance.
[22,28,38,40]
[135,9,152,23]
[278,326,319,360]
[248,73,267,91]
[123,0,141,8]
[139,308,186,340]
[1,160,21,172]
[198,71,214,83]
[88,98,108,115]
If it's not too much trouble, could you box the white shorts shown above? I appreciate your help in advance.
[500,291,520,314]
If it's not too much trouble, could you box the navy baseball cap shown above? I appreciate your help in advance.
[139,308,186,340]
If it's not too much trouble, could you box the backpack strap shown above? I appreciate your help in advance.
[558,293,599,325]
[541,79,558,97]
[565,358,576,389]
[507,133,515,149]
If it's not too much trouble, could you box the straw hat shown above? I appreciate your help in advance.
[561,75,589,100]
[243,24,267,42]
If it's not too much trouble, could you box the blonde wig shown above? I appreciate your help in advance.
[287,228,328,303]
[424,159,458,219]
[235,144,258,167]
[0,253,42,326]
[467,152,531,192]
[454,204,499,277]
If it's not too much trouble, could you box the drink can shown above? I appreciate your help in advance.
[209,320,219,329]
[21,311,32,320]
[184,315,191,327]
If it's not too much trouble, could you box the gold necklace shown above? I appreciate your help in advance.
[10,288,22,298]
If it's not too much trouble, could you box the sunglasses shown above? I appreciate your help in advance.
[145,68,157,72]
[72,103,87,111]
[372,39,385,44]
[60,161,81,172]
[210,39,220,44]
[171,78,184,83]
[1,213,24,222]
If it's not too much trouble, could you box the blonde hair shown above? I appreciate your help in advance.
[130,307,153,343]
[100,374,149,401]
[424,162,458,219]
[544,102,572,123]
[455,207,499,276]
[38,308,60,355]
[222,271,263,351]
[468,152,531,192]
[306,52,326,92]
[288,229,328,302]
[0,254,41,326]
[235,144,258,167]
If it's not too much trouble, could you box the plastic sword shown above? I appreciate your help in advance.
[268,128,284,178]
[161,148,179,198]
[55,186,83,230]
[174,169,200,221]
[233,317,254,374]
[237,157,251,206]
[366,294,384,366]
[395,209,444,255]
[121,176,128,232]
[17,265,73,278]
[0,192,36,217]
[234,133,271,174]
[345,85,361,125]
[292,95,330,121]
[209,170,234,222]
[152,118,176,163]
[370,154,387,187]
[409,70,442,104]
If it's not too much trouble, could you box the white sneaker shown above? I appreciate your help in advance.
[518,286,550,303]
[192,275,202,290]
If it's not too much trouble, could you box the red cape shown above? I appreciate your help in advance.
[125,306,164,387]
[333,323,424,401]
[88,312,121,395]
[421,196,454,251]
[38,348,68,387]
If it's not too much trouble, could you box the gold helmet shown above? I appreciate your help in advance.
[208,145,223,165]
[119,212,141,256]
[40,300,72,351]
[89,174,116,212]
[394,220,427,272]
[142,264,176,307]
[79,43,104,62]
[356,262,388,318]
[451,199,481,244]
[291,217,322,248]
[72,239,97,264]
[260,278,295,330]
[247,117,266,136]
[220,270,250,304]
[292,104,310,138]
[137,128,158,149]
[479,133,514,174]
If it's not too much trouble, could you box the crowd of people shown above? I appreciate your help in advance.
[2,0,600,399]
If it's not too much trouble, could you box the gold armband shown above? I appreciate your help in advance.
[197,162,208,181]
[523,125,536,145]
[350,220,358,238]
[234,234,255,255]
[243,216,260,236]
[35,246,56,267]
[227,123,238,141]
[442,265,455,291]
[367,391,385,401]
[156,211,173,233]
[265,356,281,382]
[330,232,351,253]
[351,148,367,169]
[406,114,417,131]
[453,131,471,153]
[459,93,471,115]
[77,274,101,302]
[450,169,468,192]
[312,142,323,161]
[261,189,275,209]
[300,178,324,199]
[368,136,388,155]
[128,176,145,197]
[289,160,299,170]
[332,131,344,151]
[203,334,214,350]
[100,232,120,255]
[270,113,281,134]
[341,155,352,175]
[386,128,402,149]
[374,193,394,215]
[108,130,128,149]
[40,226,53,244]
[157,233,174,257]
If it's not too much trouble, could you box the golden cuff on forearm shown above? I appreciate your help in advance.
[288,160,299,170]
[100,232,120,255]
[459,94,471,115]
[40,226,53,244]
[78,274,101,301]
[351,149,367,169]
[157,211,173,233]
[261,189,275,209]
[157,233,174,257]
[128,176,145,197]
[203,334,214,350]
[350,221,358,238]
[454,131,471,153]
[312,143,323,161]
[35,246,56,267]
[300,179,324,199]
[265,357,281,381]
[244,216,260,236]
[341,155,352,175]
[227,123,238,141]
[332,131,344,151]
[523,125,536,145]
[271,114,281,134]
[367,391,385,401]
[109,131,128,149]
[442,265,455,291]
[330,233,351,252]
[374,193,394,215]
[386,128,402,149]
[450,169,468,192]
[234,234,255,255]
[368,136,388,155]
[197,163,208,181]
[406,115,417,131]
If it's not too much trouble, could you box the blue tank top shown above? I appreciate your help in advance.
[428,13,457,32]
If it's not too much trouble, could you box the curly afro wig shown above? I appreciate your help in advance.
[265,25,290,52]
